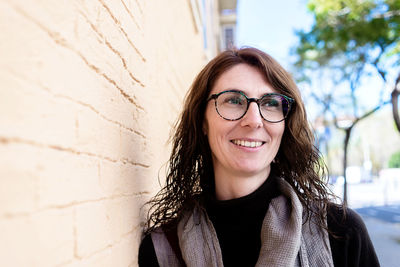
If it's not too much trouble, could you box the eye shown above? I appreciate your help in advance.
[220,92,246,106]
[261,97,281,108]
[226,96,244,105]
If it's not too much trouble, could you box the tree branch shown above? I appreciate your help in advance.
[392,72,400,132]
[353,99,391,125]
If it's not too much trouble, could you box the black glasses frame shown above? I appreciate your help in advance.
[207,90,295,123]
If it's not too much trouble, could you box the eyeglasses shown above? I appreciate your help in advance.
[207,90,294,123]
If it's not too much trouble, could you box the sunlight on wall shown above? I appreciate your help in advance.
[0,0,206,266]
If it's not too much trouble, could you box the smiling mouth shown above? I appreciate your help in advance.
[231,139,265,148]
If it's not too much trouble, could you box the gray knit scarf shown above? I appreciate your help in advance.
[151,178,334,267]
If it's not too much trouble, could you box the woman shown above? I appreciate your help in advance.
[139,47,379,267]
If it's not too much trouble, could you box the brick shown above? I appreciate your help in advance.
[73,0,147,96]
[37,151,103,208]
[0,144,38,215]
[30,43,144,133]
[0,208,74,267]
[98,160,150,197]
[97,0,147,76]
[75,196,143,257]
[119,127,149,165]
[75,106,121,160]
[64,232,139,267]
[0,143,104,211]
[0,76,77,148]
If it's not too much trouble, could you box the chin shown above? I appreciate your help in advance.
[234,165,269,176]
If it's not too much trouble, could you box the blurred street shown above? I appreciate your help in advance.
[331,178,400,267]
[359,213,400,267]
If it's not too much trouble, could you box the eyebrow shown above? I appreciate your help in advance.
[217,88,277,98]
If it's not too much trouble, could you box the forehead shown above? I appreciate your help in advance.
[211,63,277,96]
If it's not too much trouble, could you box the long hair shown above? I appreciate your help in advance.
[144,47,333,234]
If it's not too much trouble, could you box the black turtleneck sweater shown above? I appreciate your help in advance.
[139,174,380,267]
[204,172,280,267]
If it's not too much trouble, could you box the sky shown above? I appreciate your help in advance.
[236,0,314,69]
[236,0,318,118]
[235,0,394,119]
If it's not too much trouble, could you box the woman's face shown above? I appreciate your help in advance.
[203,63,285,179]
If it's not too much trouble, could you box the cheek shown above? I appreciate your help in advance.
[205,122,230,156]
[276,126,285,140]
[269,124,285,144]
[205,107,221,137]
[207,127,222,149]
[267,119,284,131]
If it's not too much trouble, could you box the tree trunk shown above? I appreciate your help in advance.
[342,127,352,204]
[392,88,400,133]
[392,72,400,133]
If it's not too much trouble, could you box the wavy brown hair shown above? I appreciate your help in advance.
[144,47,333,234]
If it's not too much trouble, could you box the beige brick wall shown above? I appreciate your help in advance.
[0,0,207,266]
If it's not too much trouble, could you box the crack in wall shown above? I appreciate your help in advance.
[79,10,145,87]
[77,49,146,111]
[120,0,142,31]
[36,76,146,139]
[134,0,144,15]
[0,136,150,168]
[120,157,149,168]
[69,222,144,263]
[54,259,74,267]
[45,192,150,212]
[98,0,146,62]
[0,192,151,219]
[55,91,146,139]
[73,207,80,260]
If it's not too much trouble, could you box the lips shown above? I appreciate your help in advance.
[231,139,265,148]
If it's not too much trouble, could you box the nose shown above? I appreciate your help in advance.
[240,102,263,128]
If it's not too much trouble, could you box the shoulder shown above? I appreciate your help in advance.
[327,203,380,267]
[327,203,366,234]
[138,233,159,267]
[138,223,181,267]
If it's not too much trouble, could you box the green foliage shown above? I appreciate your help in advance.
[295,0,400,75]
[293,0,400,118]
[388,151,400,168]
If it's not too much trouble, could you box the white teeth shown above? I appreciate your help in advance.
[233,140,263,148]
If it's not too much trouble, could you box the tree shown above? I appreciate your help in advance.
[392,73,400,131]
[388,151,400,168]
[293,0,400,203]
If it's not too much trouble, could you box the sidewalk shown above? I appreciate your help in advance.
[330,178,400,208]
[330,178,400,267]
[360,215,400,267]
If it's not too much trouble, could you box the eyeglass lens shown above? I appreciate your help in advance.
[215,91,290,122]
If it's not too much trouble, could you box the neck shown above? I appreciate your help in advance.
[213,166,271,200]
